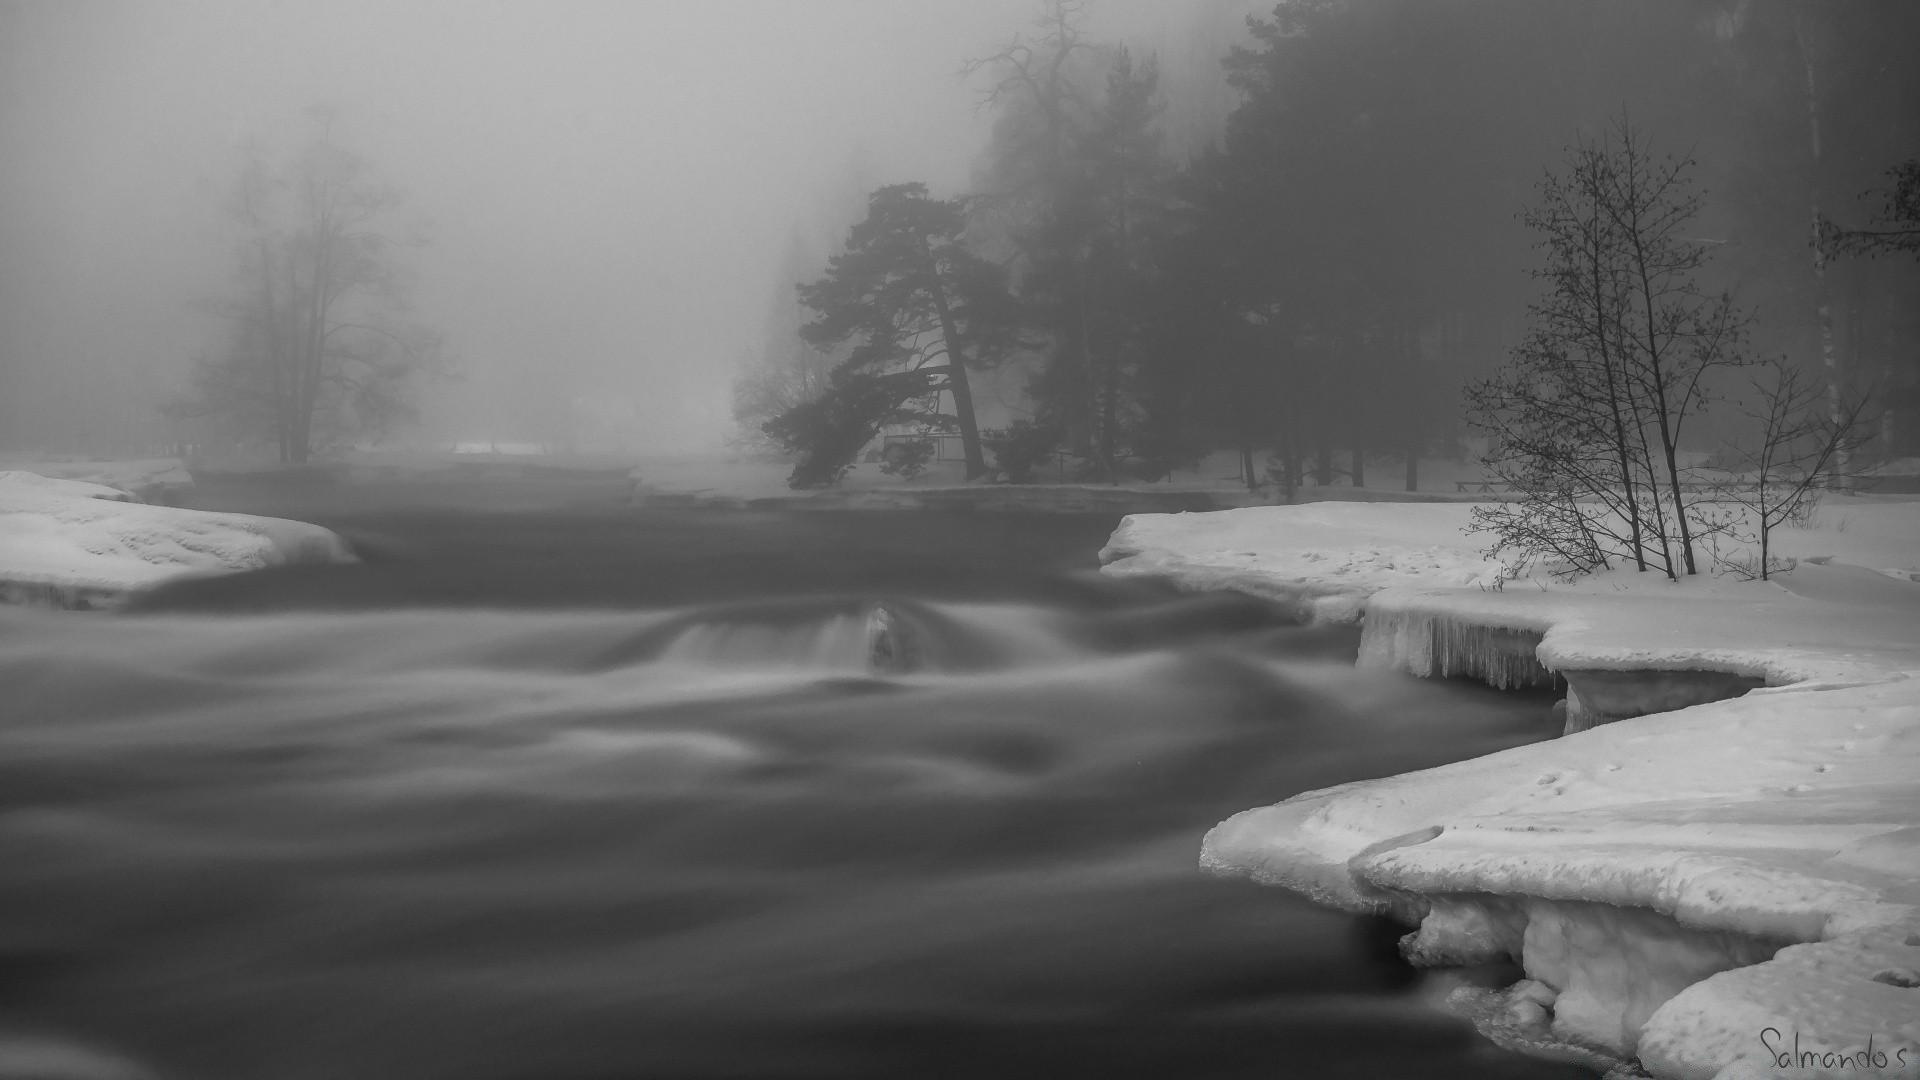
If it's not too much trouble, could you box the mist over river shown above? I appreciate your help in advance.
[0,477,1591,1079]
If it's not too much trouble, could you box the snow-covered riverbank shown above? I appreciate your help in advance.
[1101,499,1920,1079]
[0,465,356,608]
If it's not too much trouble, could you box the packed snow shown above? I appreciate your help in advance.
[1100,502,1510,621]
[0,469,356,607]
[1103,497,1920,1078]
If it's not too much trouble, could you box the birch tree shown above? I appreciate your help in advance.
[1712,359,1873,579]
[1469,117,1754,579]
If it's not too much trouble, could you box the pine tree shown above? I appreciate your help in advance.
[968,6,1173,479]
[777,183,1018,485]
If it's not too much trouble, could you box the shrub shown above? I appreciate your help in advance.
[981,420,1062,483]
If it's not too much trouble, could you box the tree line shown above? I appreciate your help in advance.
[750,0,1919,493]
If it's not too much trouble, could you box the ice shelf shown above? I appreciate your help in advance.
[1109,500,1920,1079]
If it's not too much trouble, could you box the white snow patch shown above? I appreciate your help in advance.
[1099,503,1508,621]
[0,472,356,606]
[1111,497,1920,1077]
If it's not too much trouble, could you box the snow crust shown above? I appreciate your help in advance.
[1100,503,1509,621]
[0,470,356,606]
[1106,498,1920,1078]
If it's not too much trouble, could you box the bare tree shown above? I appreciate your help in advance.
[171,109,439,463]
[1711,360,1874,579]
[731,339,836,457]
[1468,116,1754,579]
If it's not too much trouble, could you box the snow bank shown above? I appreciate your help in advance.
[1361,561,1920,690]
[1104,497,1920,1078]
[1099,503,1505,622]
[1203,674,1920,1074]
[0,472,356,608]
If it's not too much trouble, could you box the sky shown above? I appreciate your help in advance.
[0,0,1244,457]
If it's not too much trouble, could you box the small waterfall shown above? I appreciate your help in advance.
[655,602,915,672]
[642,599,940,673]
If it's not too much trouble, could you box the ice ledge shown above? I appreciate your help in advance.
[1202,678,1920,1076]
[1356,581,1912,695]
[1113,502,1920,1078]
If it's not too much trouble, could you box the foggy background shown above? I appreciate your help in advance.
[2,1,1914,464]
[0,0,1252,457]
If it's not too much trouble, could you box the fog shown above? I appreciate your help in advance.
[5,2,1913,470]
[0,0,1246,457]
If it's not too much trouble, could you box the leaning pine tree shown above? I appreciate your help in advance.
[1467,116,1753,579]
[766,183,1019,488]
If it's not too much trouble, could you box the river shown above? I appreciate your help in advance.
[0,473,1593,1079]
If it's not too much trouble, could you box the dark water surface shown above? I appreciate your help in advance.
[0,476,1591,1079]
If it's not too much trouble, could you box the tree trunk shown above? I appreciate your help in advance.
[1098,334,1120,483]
[1591,238,1648,573]
[1621,185,1696,578]
[925,275,988,480]
[1401,326,1420,492]
[1097,183,1129,484]
[943,361,987,481]
[1280,401,1298,503]
[1796,14,1848,491]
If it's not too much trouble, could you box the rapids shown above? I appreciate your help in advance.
[0,487,1593,1079]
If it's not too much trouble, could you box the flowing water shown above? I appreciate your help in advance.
[0,480,1592,1079]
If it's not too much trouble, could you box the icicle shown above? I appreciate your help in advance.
[1358,603,1556,690]
[0,578,121,611]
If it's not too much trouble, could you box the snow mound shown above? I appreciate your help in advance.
[1099,503,1506,622]
[1107,497,1920,1078]
[0,473,356,607]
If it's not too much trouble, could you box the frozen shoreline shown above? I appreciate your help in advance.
[1101,500,1920,1079]
[0,463,356,608]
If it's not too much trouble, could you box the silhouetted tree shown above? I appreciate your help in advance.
[1712,359,1874,579]
[731,230,840,456]
[1822,159,1920,259]
[773,183,1019,485]
[1468,118,1754,579]
[967,1,1103,469]
[172,110,438,463]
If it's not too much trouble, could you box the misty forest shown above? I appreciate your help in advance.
[737,1,1918,503]
[2,4,1918,1080]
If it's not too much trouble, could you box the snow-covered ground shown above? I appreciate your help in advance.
[1101,502,1510,621]
[1102,497,1920,1078]
[0,469,356,608]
